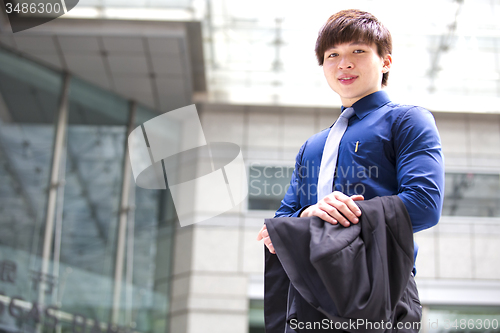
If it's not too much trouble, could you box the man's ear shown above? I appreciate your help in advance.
[382,54,392,73]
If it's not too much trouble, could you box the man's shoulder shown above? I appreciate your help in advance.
[382,102,440,143]
[384,101,433,116]
[294,128,330,161]
[381,102,435,127]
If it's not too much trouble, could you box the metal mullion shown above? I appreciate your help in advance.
[111,100,136,325]
[38,72,70,330]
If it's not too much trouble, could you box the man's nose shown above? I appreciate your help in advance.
[338,56,353,69]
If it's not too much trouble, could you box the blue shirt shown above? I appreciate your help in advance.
[275,90,444,235]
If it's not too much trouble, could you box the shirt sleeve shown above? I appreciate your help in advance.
[394,106,445,233]
[274,141,309,218]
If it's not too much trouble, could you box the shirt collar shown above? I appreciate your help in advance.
[341,90,391,120]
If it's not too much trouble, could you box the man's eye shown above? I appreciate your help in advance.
[354,49,365,53]
[328,53,338,58]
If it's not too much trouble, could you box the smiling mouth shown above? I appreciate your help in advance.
[339,76,357,81]
[338,76,358,84]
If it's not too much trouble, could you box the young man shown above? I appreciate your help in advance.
[257,9,444,332]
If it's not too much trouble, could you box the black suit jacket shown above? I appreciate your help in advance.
[264,196,422,332]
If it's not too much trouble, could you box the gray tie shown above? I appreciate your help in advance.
[317,107,356,201]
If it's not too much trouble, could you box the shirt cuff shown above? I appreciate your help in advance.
[292,205,311,217]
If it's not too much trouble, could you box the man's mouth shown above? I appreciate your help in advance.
[338,76,358,84]
[339,76,357,81]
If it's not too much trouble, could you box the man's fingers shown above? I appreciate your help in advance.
[257,225,275,254]
[257,224,276,254]
[316,202,348,226]
[351,195,364,202]
[314,203,337,225]
[264,238,275,254]
[348,195,364,219]
[315,205,338,225]
[263,236,275,254]
[345,199,362,218]
[333,192,362,220]
[256,224,267,241]
[324,197,358,225]
[329,209,352,227]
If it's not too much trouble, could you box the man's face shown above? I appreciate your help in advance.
[322,41,392,107]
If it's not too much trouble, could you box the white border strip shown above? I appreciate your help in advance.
[60,0,68,14]
[416,279,500,306]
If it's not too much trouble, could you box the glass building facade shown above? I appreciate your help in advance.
[0,45,175,333]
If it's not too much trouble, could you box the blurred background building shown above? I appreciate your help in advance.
[0,0,500,332]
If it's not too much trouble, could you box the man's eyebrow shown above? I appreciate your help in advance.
[327,41,370,49]
[349,41,369,46]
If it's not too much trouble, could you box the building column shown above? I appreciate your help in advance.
[169,221,249,333]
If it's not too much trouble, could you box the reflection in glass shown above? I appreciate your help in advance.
[0,47,61,306]
[0,48,175,333]
[425,305,500,333]
[56,76,129,324]
[443,173,500,217]
[248,165,294,211]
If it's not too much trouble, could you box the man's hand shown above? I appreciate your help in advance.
[300,191,364,227]
[257,192,363,253]
[256,224,275,254]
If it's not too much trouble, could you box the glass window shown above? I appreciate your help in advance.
[425,305,500,333]
[248,169,500,218]
[54,76,129,324]
[248,165,294,211]
[442,173,500,217]
[0,47,61,300]
[248,299,265,333]
[0,48,175,333]
[123,104,176,332]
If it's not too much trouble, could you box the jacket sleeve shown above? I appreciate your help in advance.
[394,106,445,233]
[274,141,310,218]
[264,246,290,333]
